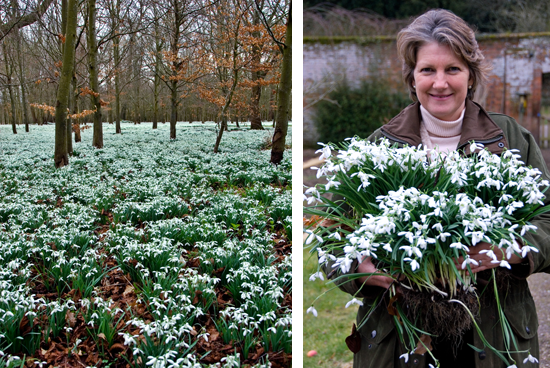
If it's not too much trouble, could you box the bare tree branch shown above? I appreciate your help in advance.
[0,0,56,41]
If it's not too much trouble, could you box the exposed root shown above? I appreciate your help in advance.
[400,285,479,341]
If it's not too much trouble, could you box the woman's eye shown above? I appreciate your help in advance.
[448,66,460,72]
[420,68,433,72]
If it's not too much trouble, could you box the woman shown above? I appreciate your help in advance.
[325,9,550,368]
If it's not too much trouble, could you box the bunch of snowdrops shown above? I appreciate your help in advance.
[304,137,549,368]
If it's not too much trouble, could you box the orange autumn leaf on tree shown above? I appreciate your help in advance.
[80,86,99,97]
[31,103,96,120]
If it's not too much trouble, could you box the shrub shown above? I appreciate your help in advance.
[314,78,410,144]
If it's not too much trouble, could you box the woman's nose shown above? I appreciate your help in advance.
[433,72,448,89]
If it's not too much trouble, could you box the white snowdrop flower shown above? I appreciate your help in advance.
[461,256,479,270]
[450,242,469,252]
[492,259,511,269]
[526,190,545,205]
[470,142,481,153]
[399,246,414,257]
[383,243,393,253]
[398,231,415,245]
[479,249,498,261]
[521,224,537,236]
[436,232,451,242]
[304,230,323,245]
[415,237,428,249]
[345,298,364,308]
[316,249,327,264]
[327,232,342,241]
[499,194,513,203]
[356,172,376,190]
[399,353,409,363]
[432,223,444,232]
[316,144,332,160]
[507,365,518,368]
[309,272,325,282]
[343,245,360,258]
[337,256,355,273]
[404,257,420,271]
[120,333,139,346]
[468,231,486,245]
[306,306,318,317]
[521,245,539,258]
[506,201,524,215]
[145,357,159,367]
[523,354,539,364]
[304,187,323,205]
[326,178,341,190]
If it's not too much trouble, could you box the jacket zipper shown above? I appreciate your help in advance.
[456,135,503,151]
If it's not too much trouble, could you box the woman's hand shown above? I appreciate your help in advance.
[356,256,394,289]
[455,241,524,273]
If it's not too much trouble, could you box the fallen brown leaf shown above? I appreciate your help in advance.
[415,334,433,355]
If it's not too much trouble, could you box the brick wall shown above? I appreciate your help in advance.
[304,34,550,147]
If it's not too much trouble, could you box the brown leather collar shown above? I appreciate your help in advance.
[380,99,509,155]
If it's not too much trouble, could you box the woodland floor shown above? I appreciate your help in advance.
[0,123,292,368]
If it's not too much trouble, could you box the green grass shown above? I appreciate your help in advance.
[303,247,357,368]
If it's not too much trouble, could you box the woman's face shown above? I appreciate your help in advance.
[413,42,471,121]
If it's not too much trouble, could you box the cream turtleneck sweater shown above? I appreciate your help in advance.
[419,105,465,154]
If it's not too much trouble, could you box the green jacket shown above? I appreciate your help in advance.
[324,99,550,368]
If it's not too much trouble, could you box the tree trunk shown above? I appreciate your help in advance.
[269,86,276,120]
[152,33,160,129]
[2,90,8,125]
[88,0,103,148]
[66,72,75,154]
[14,7,29,133]
[170,80,177,139]
[249,7,264,130]
[54,0,77,168]
[249,82,264,129]
[115,40,121,134]
[169,0,181,139]
[72,73,80,142]
[113,0,121,134]
[3,40,17,134]
[270,4,291,165]
[214,69,239,153]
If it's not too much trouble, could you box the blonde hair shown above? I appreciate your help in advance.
[397,9,491,101]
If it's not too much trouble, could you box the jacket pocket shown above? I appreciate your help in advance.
[503,286,538,340]
[354,301,397,368]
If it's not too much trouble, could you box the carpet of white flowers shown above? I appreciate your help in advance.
[0,122,292,368]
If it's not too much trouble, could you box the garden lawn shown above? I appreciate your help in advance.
[303,247,356,368]
[0,122,292,368]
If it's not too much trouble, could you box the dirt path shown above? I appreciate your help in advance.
[304,148,550,367]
